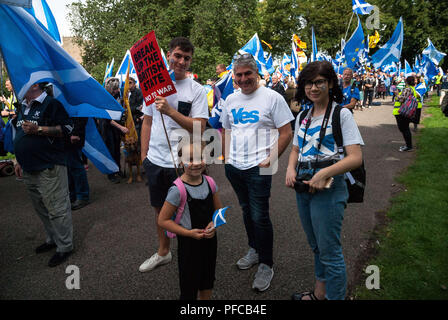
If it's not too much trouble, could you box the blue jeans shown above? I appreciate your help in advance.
[66,148,90,202]
[295,170,348,300]
[225,164,273,267]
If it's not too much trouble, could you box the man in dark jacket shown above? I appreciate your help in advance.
[13,82,74,267]
[128,77,144,139]
[270,75,286,101]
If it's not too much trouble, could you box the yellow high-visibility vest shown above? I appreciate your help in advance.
[393,86,422,116]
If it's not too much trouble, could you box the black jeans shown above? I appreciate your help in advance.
[395,115,412,149]
[363,90,374,106]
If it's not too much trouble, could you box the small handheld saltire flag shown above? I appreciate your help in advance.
[0,4,124,120]
[352,0,374,15]
[415,82,427,97]
[209,70,234,129]
[422,38,446,66]
[212,207,230,228]
[371,17,403,69]
[311,26,317,62]
[123,60,138,142]
[343,15,366,69]
[290,39,300,82]
[369,30,380,49]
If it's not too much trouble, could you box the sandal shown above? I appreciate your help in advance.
[291,291,325,301]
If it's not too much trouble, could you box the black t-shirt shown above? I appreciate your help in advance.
[14,95,72,172]
[364,77,375,91]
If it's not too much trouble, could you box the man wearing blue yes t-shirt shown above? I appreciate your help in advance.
[13,82,74,268]
[341,68,360,112]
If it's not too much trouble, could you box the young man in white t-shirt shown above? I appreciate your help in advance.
[139,37,209,273]
[220,53,294,292]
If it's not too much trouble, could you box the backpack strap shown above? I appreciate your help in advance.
[332,105,357,185]
[204,175,217,194]
[166,177,188,238]
[298,108,311,128]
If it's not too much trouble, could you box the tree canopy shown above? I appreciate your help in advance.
[68,0,447,82]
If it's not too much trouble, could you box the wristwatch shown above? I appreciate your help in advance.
[38,126,43,135]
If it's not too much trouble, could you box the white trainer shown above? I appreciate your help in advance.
[139,252,172,272]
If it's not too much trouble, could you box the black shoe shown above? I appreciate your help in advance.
[108,173,120,184]
[71,199,89,211]
[35,242,57,254]
[48,251,72,268]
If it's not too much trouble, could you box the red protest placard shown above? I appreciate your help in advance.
[130,31,176,105]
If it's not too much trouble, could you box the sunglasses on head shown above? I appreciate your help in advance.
[233,53,255,61]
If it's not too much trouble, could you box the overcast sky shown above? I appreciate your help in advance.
[45,0,82,37]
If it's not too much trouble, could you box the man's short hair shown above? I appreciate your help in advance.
[169,37,194,54]
[217,64,226,71]
[129,77,136,84]
[105,77,120,93]
[233,53,258,73]
[343,68,353,75]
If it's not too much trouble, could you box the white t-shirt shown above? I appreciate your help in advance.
[293,102,364,163]
[220,86,294,170]
[142,78,209,168]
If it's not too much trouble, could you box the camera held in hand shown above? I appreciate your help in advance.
[294,172,313,193]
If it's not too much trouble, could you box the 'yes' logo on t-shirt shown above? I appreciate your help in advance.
[231,108,259,124]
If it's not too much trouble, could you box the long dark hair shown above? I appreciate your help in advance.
[295,61,343,104]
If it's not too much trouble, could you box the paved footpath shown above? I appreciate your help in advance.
[0,96,419,299]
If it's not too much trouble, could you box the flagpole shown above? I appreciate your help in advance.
[344,11,355,46]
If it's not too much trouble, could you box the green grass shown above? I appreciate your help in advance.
[354,94,448,300]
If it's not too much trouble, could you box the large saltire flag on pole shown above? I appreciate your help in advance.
[238,33,275,75]
[371,17,403,69]
[122,60,138,142]
[422,38,446,66]
[404,59,413,77]
[0,4,123,174]
[343,16,366,69]
[290,39,299,82]
[0,4,124,119]
[24,0,61,44]
[352,0,374,15]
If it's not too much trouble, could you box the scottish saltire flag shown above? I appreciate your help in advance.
[83,118,119,174]
[343,16,366,69]
[316,51,332,62]
[115,50,139,89]
[0,5,124,120]
[209,71,234,129]
[413,56,420,74]
[352,0,374,15]
[422,38,446,66]
[371,17,403,69]
[238,33,275,75]
[311,26,318,62]
[382,61,398,75]
[420,54,439,82]
[415,82,427,97]
[22,0,60,44]
[404,60,413,77]
[212,207,230,228]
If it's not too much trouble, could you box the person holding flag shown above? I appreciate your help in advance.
[13,81,75,267]
[158,138,224,300]
[139,37,209,273]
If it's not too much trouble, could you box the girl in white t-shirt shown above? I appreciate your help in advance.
[285,61,364,300]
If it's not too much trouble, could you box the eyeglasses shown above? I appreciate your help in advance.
[233,53,255,61]
[304,79,327,89]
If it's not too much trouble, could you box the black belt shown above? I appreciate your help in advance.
[297,160,337,170]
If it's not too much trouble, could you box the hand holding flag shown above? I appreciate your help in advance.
[208,206,230,231]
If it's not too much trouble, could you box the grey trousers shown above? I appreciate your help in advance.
[23,165,73,253]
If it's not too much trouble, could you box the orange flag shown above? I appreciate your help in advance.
[123,60,138,142]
